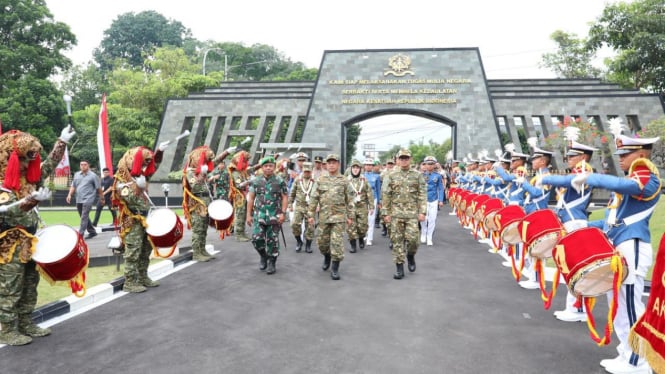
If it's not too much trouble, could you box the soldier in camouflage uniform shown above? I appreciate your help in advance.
[288,161,315,253]
[112,142,170,293]
[381,148,427,280]
[379,158,395,237]
[229,151,252,242]
[209,160,230,201]
[307,154,354,280]
[246,156,288,274]
[182,146,236,262]
[0,127,73,346]
[346,159,374,253]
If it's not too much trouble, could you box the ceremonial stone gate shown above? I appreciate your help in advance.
[152,48,665,183]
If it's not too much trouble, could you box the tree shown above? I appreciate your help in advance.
[57,62,109,109]
[94,11,191,72]
[540,31,602,78]
[346,124,361,165]
[638,117,665,174]
[0,0,76,85]
[586,0,665,92]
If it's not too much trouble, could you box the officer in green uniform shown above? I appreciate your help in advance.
[288,161,315,253]
[246,156,288,274]
[209,160,230,201]
[346,159,374,253]
[0,127,73,346]
[307,154,354,280]
[381,148,427,279]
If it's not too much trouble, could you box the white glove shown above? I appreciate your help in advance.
[515,176,525,185]
[571,173,589,194]
[31,187,52,201]
[135,175,147,189]
[200,165,208,174]
[225,146,237,154]
[0,205,8,213]
[158,141,170,152]
[59,126,76,143]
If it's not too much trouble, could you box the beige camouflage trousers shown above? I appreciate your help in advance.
[390,218,419,264]
[317,222,345,262]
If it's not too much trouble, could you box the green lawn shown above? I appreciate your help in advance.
[38,208,184,227]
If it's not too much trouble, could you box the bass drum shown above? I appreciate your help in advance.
[518,209,564,259]
[208,199,234,230]
[33,225,89,282]
[146,208,184,248]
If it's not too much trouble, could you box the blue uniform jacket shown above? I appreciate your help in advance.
[522,169,551,214]
[541,174,592,223]
[423,172,444,202]
[364,172,381,203]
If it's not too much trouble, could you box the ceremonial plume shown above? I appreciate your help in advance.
[608,117,625,139]
[478,149,488,161]
[445,150,453,161]
[526,136,539,150]
[564,126,580,142]
[504,143,515,153]
[494,149,503,158]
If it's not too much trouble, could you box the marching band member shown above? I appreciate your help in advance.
[571,122,660,374]
[538,129,597,322]
[112,142,170,293]
[0,127,72,345]
[517,138,553,290]
[421,155,445,246]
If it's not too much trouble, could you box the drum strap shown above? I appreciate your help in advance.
[617,205,656,227]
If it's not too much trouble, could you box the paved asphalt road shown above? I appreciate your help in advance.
[1,209,619,374]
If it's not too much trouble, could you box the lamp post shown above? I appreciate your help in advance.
[202,48,226,77]
[224,59,270,81]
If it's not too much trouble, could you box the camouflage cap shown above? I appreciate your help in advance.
[351,159,362,167]
[325,153,340,162]
[396,148,411,158]
[313,155,324,163]
[302,161,313,171]
[386,158,395,164]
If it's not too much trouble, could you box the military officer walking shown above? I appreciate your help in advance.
[346,159,374,253]
[308,154,354,280]
[381,149,427,279]
[288,161,315,253]
[246,156,289,274]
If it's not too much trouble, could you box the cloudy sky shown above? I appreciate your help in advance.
[45,0,618,159]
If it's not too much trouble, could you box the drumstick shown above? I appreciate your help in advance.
[160,130,191,147]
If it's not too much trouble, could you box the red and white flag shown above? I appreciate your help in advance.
[97,94,113,176]
[55,146,70,177]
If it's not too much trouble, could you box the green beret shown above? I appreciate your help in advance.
[260,156,276,166]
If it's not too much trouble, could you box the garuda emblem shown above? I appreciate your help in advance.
[384,54,415,77]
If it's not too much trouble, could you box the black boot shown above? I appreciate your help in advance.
[322,254,331,271]
[393,263,404,279]
[381,224,387,237]
[349,239,357,253]
[407,254,416,272]
[256,249,268,271]
[295,236,303,252]
[266,257,276,274]
[305,240,312,253]
[330,261,341,280]
[358,237,365,249]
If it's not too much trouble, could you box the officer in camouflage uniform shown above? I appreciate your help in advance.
[209,160,230,201]
[229,151,251,242]
[381,148,427,280]
[246,156,288,275]
[0,127,73,346]
[307,154,354,280]
[288,161,315,253]
[379,157,395,237]
[346,159,374,253]
[182,146,235,262]
[113,142,170,293]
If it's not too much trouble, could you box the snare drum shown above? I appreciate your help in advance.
[460,192,477,214]
[553,227,628,297]
[146,208,184,248]
[479,198,504,227]
[208,199,234,230]
[494,205,526,245]
[518,209,564,259]
[33,225,89,282]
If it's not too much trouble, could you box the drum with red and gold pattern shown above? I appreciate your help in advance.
[518,209,565,259]
[553,227,627,297]
[479,198,504,228]
[467,194,490,218]
[494,205,526,245]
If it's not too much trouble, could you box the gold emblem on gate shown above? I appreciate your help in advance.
[384,54,415,77]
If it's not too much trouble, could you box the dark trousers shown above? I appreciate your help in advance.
[76,203,96,235]
[92,200,117,226]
